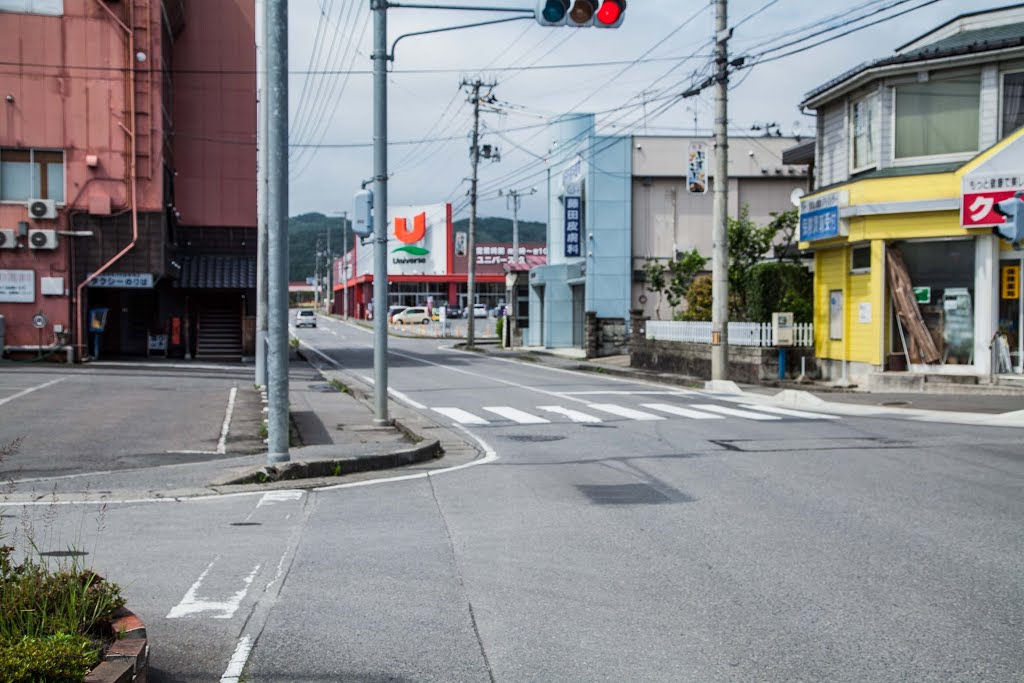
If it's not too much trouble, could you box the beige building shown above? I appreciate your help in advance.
[631,135,809,319]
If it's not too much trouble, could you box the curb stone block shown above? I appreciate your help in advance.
[84,608,148,683]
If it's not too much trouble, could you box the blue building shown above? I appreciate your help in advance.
[527,114,632,348]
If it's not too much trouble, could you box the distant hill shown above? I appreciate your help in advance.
[453,216,546,243]
[287,213,547,281]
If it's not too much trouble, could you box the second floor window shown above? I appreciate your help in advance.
[895,76,980,159]
[0,0,62,14]
[1004,72,1024,138]
[851,93,878,171]
[0,149,65,203]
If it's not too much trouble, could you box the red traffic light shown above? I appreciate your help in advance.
[595,0,626,27]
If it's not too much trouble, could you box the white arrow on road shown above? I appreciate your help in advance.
[167,560,261,620]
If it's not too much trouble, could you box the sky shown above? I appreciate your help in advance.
[280,0,998,223]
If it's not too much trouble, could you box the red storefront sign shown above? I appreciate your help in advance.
[962,174,1024,227]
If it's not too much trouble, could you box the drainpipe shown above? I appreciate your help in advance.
[76,0,139,360]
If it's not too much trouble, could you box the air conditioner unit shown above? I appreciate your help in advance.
[27,199,57,220]
[0,229,16,249]
[28,229,58,250]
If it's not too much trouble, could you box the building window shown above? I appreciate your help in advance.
[851,245,871,273]
[851,93,877,171]
[0,0,63,14]
[895,76,980,159]
[1003,72,1024,138]
[0,149,64,202]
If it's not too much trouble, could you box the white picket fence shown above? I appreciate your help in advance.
[645,320,814,347]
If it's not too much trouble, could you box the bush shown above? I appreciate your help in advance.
[0,633,99,683]
[0,545,124,682]
[679,275,713,321]
[495,316,504,342]
[745,262,813,323]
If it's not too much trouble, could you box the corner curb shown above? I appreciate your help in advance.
[84,607,149,683]
[211,438,443,486]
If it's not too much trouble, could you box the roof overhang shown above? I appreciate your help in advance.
[802,45,1024,110]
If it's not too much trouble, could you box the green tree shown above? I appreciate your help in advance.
[769,208,801,263]
[680,275,713,321]
[746,262,813,323]
[644,250,708,319]
[727,204,776,320]
[642,259,667,319]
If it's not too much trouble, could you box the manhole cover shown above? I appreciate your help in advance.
[505,435,566,443]
[38,550,88,558]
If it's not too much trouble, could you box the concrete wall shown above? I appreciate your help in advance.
[586,135,631,320]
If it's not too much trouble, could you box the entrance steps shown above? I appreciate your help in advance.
[195,308,241,361]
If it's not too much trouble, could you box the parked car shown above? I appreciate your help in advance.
[294,309,317,328]
[392,307,432,325]
[472,303,488,318]
[444,305,463,319]
[387,305,408,322]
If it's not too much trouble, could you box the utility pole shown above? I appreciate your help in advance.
[372,0,390,424]
[255,0,268,388]
[325,222,332,311]
[462,78,494,347]
[266,0,289,463]
[711,0,730,380]
[341,211,348,319]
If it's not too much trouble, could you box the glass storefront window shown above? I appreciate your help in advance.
[891,240,975,365]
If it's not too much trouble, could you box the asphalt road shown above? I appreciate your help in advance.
[4,316,1023,682]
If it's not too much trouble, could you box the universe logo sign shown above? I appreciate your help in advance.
[393,212,429,264]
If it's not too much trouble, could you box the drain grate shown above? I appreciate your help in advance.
[308,383,339,393]
[577,483,693,505]
[230,522,262,526]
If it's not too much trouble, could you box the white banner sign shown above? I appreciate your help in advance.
[0,269,34,303]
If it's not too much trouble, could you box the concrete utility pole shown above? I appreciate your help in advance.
[711,0,730,380]
[341,210,348,319]
[255,0,269,388]
[372,0,390,424]
[325,221,332,310]
[266,0,289,464]
[462,78,493,347]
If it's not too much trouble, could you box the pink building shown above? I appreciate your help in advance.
[0,0,256,360]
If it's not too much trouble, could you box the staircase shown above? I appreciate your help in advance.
[195,308,242,360]
[131,0,154,180]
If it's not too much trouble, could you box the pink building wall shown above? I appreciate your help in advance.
[0,1,166,348]
[172,0,257,229]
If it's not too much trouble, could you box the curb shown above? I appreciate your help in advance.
[212,438,444,486]
[84,607,149,683]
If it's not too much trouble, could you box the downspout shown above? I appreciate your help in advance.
[75,0,140,359]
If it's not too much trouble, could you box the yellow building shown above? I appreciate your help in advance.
[798,5,1024,384]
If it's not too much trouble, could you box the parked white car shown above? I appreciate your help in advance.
[392,307,432,325]
[473,303,488,318]
[294,309,317,328]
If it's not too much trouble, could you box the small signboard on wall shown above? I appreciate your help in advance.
[0,270,34,303]
[564,195,582,258]
[829,290,843,340]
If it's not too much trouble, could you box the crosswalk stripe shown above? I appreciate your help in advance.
[537,406,603,423]
[432,408,490,425]
[739,404,840,420]
[483,407,550,424]
[642,403,724,419]
[690,404,782,420]
[587,404,665,421]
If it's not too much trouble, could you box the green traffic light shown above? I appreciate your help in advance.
[542,0,567,22]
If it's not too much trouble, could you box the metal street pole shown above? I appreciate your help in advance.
[372,0,390,424]
[255,0,269,387]
[266,0,289,463]
[325,219,332,311]
[463,79,483,346]
[342,210,348,319]
[711,0,730,380]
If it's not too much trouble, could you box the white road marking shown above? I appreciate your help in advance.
[587,404,665,421]
[483,406,550,424]
[642,403,724,419]
[691,404,782,421]
[537,405,603,423]
[739,404,840,420]
[388,388,427,410]
[256,491,303,507]
[432,407,490,425]
[561,390,694,396]
[220,636,252,683]
[0,377,66,408]
[167,561,261,619]
[217,387,238,454]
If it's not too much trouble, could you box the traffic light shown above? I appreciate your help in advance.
[535,0,625,27]
[994,190,1024,247]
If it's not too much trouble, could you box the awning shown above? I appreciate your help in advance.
[175,255,256,289]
